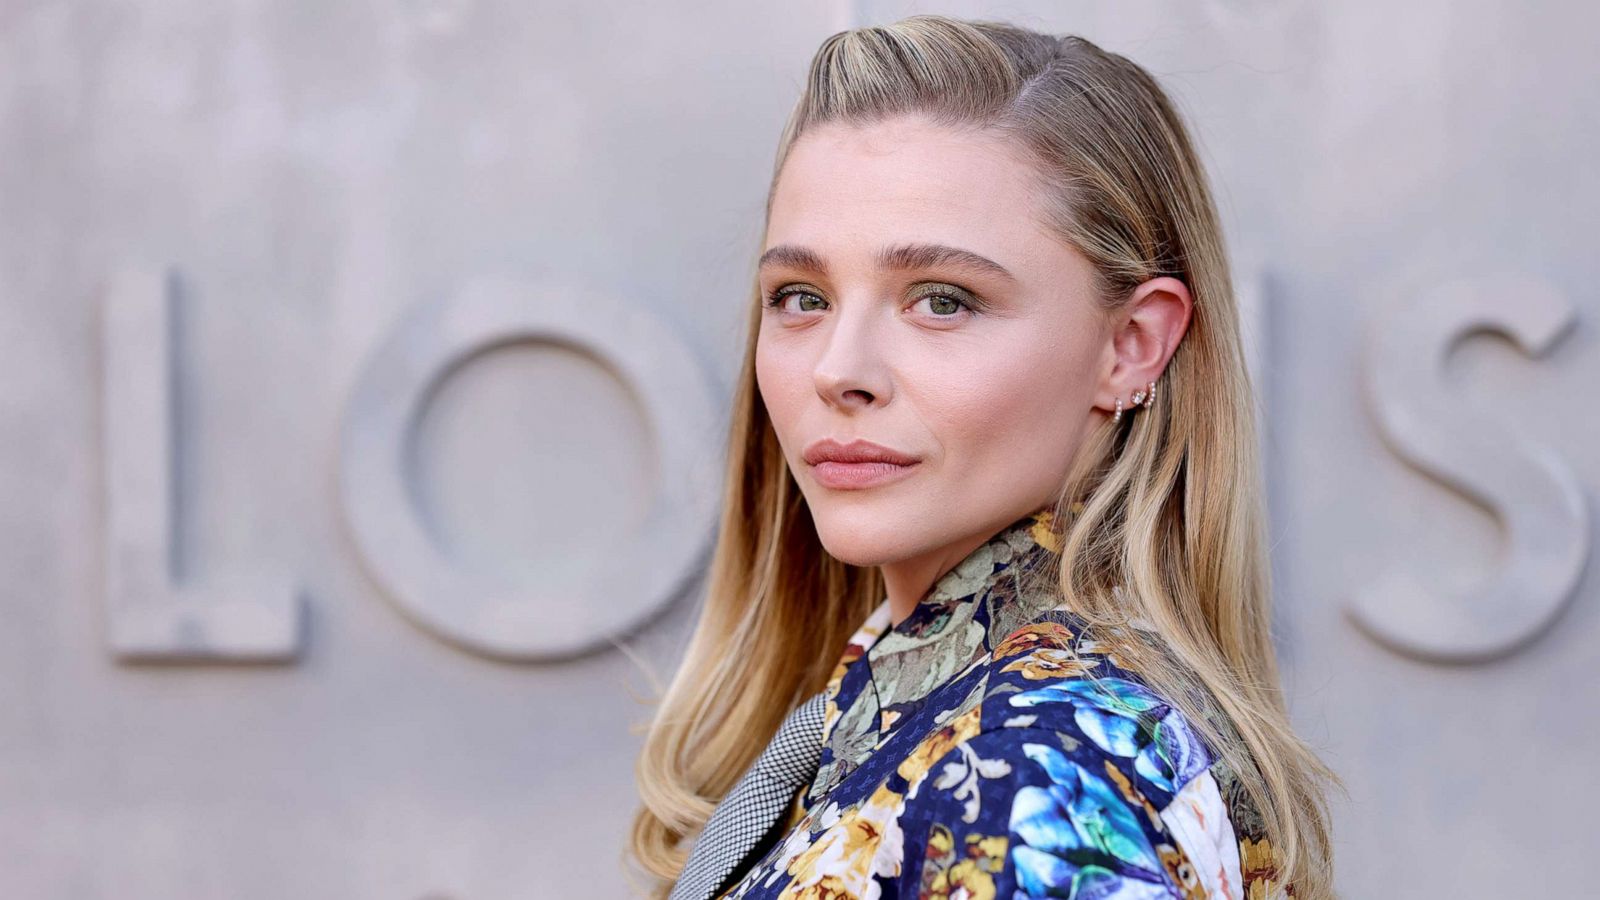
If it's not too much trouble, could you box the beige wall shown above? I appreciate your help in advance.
[1,1,1595,897]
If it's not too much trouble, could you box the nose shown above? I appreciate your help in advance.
[812,297,890,410]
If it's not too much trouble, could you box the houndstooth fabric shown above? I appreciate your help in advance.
[667,690,828,900]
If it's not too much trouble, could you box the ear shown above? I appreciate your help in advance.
[1096,276,1194,414]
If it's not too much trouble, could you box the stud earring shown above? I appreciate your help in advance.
[1110,378,1161,425]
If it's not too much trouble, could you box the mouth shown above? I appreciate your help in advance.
[802,438,922,490]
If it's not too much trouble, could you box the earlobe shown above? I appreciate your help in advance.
[1109,379,1158,425]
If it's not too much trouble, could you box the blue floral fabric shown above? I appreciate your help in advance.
[718,508,1288,900]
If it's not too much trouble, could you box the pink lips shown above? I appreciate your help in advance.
[802,438,922,490]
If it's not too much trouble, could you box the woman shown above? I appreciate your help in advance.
[630,15,1338,900]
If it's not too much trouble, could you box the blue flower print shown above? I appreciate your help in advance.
[1007,676,1211,794]
[1009,741,1179,899]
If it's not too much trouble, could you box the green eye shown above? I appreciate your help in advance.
[913,283,980,318]
[765,287,827,313]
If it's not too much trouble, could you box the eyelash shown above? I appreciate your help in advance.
[762,285,983,319]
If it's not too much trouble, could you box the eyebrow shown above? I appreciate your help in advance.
[757,242,1016,283]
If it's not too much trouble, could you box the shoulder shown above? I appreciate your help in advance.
[891,615,1243,899]
[896,726,1205,899]
[975,615,1215,801]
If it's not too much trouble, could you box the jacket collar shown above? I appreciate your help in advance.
[806,506,1067,804]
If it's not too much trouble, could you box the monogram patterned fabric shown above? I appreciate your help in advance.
[717,508,1293,900]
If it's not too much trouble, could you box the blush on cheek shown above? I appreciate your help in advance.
[925,358,1088,490]
[923,357,1042,440]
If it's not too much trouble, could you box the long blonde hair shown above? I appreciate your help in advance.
[627,15,1338,898]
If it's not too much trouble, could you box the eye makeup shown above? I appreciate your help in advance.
[761,280,990,319]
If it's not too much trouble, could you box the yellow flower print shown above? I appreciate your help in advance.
[896,706,983,794]
[991,622,1075,661]
[918,823,956,897]
[1074,637,1134,670]
[1239,836,1271,873]
[919,824,1008,900]
[1028,509,1066,553]
[781,783,906,899]
[757,802,833,893]
[1156,841,1208,899]
[998,647,1093,681]
[1240,836,1290,900]
[967,835,1006,865]
[1246,875,1290,900]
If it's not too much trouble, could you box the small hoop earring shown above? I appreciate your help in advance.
[1110,377,1161,426]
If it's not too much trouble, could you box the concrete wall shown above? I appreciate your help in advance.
[1,1,1595,897]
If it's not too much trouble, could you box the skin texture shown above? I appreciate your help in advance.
[755,113,1193,624]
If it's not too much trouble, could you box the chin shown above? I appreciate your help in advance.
[806,499,921,567]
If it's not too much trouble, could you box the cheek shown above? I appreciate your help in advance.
[754,335,805,434]
[918,341,1090,467]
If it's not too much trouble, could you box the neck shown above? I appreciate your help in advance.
[879,529,995,626]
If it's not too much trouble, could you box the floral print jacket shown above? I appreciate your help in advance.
[719,509,1291,900]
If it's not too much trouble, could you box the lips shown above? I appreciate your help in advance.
[802,438,921,466]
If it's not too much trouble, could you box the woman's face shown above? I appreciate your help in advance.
[755,113,1114,574]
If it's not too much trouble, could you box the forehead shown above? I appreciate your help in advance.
[765,115,1053,260]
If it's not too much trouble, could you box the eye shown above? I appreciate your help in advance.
[909,283,982,320]
[763,286,828,315]
[915,294,968,316]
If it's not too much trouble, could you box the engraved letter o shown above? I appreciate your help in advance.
[340,278,722,660]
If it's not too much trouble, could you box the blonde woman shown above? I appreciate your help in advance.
[630,14,1338,900]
